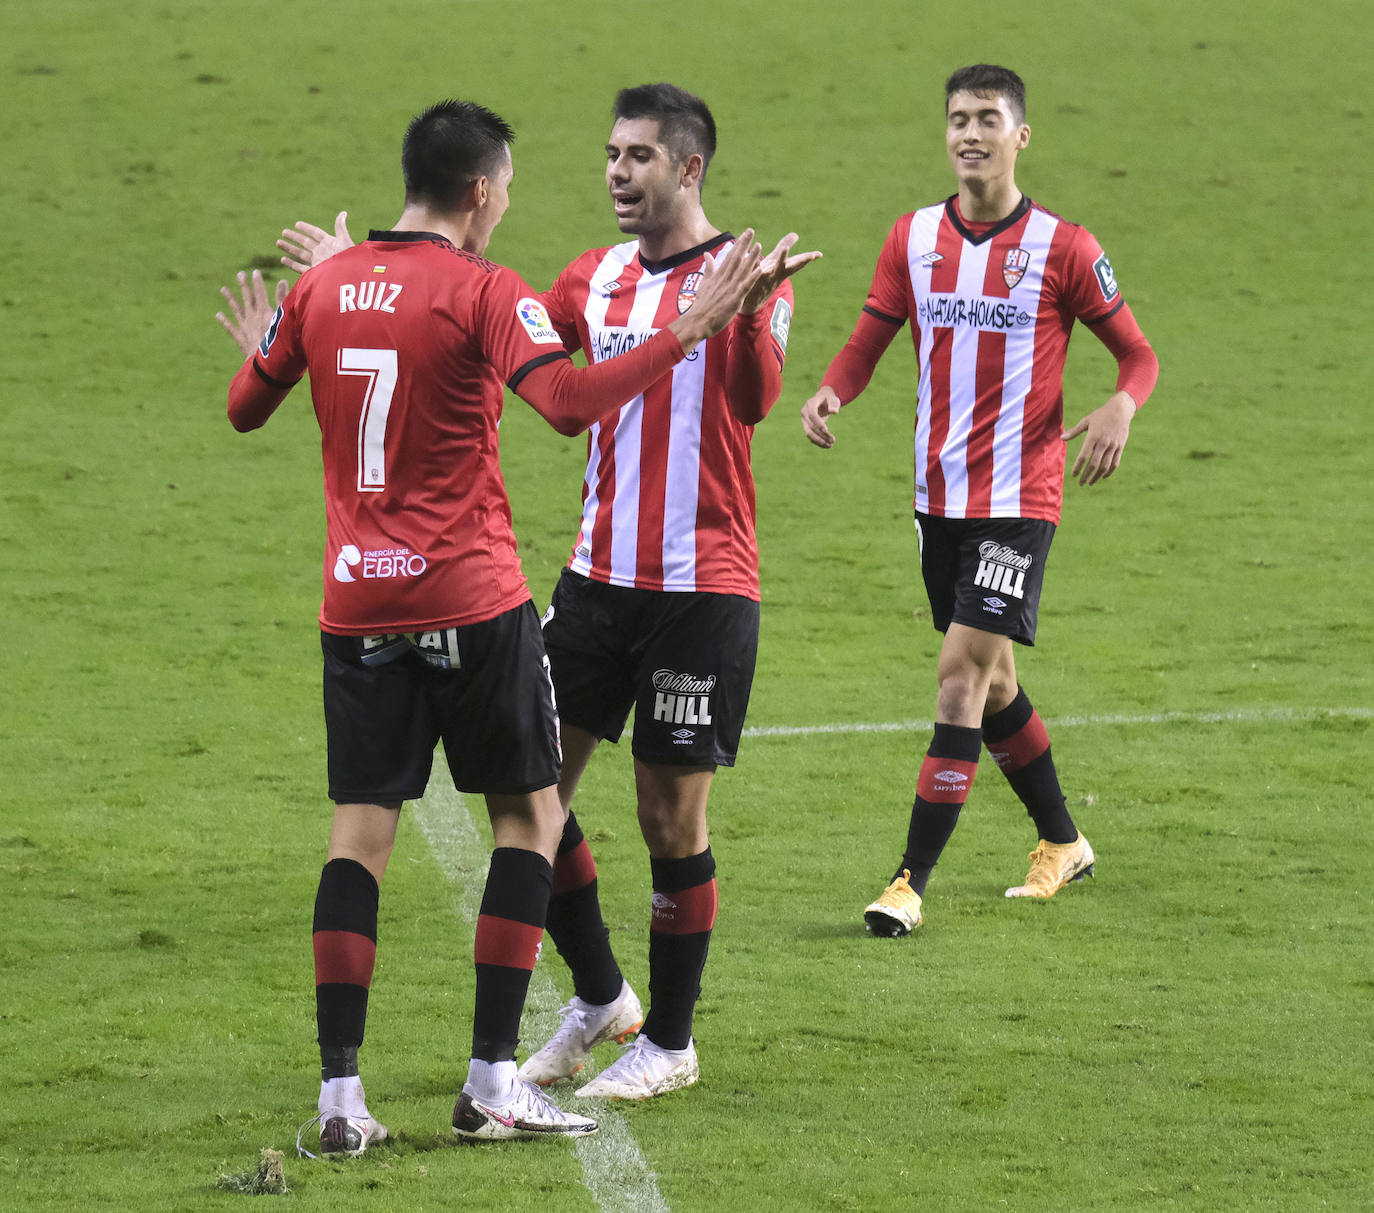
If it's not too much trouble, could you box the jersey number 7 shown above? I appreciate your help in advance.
[337,347,398,493]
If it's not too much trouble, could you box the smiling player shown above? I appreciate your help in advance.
[800,65,1159,936]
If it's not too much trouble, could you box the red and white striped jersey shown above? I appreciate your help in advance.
[545,234,792,600]
[865,196,1125,525]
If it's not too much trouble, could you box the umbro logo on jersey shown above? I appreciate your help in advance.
[920,251,944,266]
[677,271,702,314]
[1002,247,1030,289]
[602,279,622,296]
[671,728,696,745]
[983,596,1008,614]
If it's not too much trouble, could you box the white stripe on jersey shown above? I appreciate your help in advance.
[571,244,637,571]
[661,342,707,589]
[989,206,1059,514]
[906,208,942,518]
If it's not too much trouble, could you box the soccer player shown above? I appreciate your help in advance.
[279,83,818,1101]
[215,98,765,1154]
[800,65,1159,936]
[523,83,817,1100]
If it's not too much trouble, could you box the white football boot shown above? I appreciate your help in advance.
[575,1035,699,1100]
[518,980,644,1086]
[452,1078,599,1140]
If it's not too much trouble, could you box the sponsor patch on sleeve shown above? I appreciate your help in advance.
[258,303,285,356]
[770,297,793,353]
[516,296,563,345]
[1092,252,1119,303]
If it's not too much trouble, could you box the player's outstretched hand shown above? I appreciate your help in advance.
[801,385,843,448]
[216,269,288,359]
[1063,391,1135,486]
[278,210,355,274]
[669,228,764,351]
[742,232,822,314]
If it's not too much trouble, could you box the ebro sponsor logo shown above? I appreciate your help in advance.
[333,543,428,583]
[651,668,715,727]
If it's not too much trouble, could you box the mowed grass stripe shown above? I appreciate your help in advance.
[412,783,669,1213]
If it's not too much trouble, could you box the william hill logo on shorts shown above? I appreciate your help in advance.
[334,543,428,583]
[652,668,715,729]
[974,541,1032,600]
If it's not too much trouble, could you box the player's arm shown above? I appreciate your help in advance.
[1063,307,1159,487]
[216,269,299,431]
[515,231,766,435]
[801,220,907,448]
[800,308,903,448]
[723,234,821,425]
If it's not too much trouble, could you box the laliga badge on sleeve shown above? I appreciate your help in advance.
[770,298,792,353]
[516,297,564,345]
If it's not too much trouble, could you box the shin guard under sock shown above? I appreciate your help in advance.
[983,687,1077,844]
[313,857,379,1078]
[899,723,982,895]
[547,812,624,1006]
[641,849,717,1051]
[472,847,553,1062]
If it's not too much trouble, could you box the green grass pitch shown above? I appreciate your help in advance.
[2,0,1371,1208]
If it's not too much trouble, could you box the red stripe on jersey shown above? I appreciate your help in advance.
[649,880,719,935]
[473,914,545,971]
[313,930,377,987]
[586,421,618,561]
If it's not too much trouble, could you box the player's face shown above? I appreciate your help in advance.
[468,147,513,255]
[945,91,1029,187]
[605,118,690,238]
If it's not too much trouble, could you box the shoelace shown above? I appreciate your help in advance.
[295,1111,326,1160]
[547,1000,592,1049]
[1023,843,1061,890]
[295,1108,374,1160]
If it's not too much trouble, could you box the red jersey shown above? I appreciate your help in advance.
[229,231,576,634]
[862,197,1132,525]
[545,234,792,601]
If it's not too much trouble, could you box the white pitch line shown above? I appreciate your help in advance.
[741,705,1373,739]
[412,784,669,1213]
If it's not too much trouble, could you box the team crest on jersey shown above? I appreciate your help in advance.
[1093,252,1120,302]
[516,297,563,344]
[676,271,703,314]
[1002,247,1031,289]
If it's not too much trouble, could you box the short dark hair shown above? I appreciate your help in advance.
[401,99,515,210]
[944,65,1027,124]
[612,83,717,179]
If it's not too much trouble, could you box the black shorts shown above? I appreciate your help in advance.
[541,570,759,767]
[914,512,1056,646]
[321,600,561,802]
